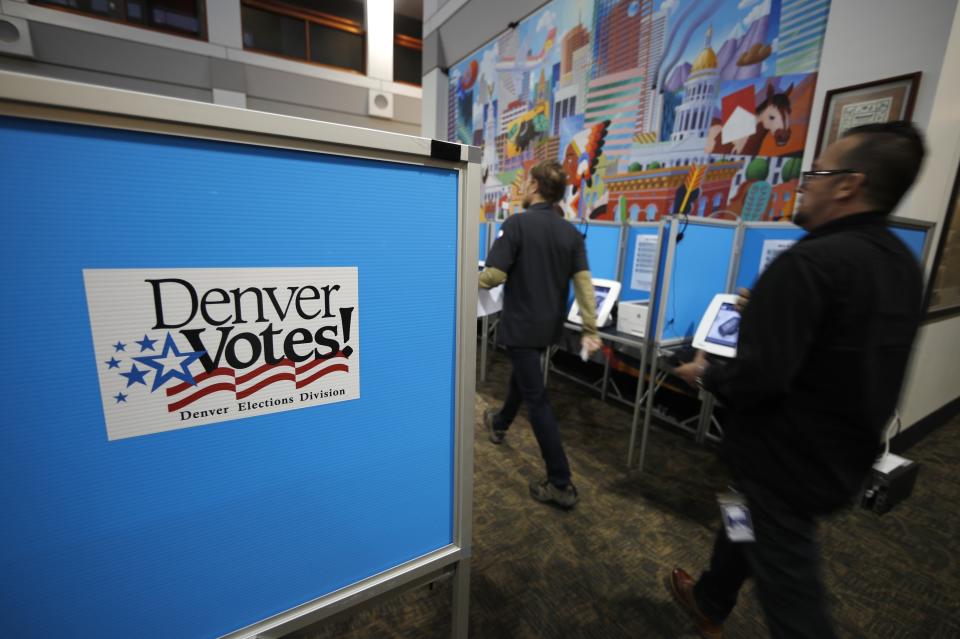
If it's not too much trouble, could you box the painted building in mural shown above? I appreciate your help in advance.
[449,0,831,223]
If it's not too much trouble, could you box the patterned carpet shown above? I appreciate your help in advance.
[287,350,960,639]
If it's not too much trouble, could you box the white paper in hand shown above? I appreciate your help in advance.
[477,285,504,317]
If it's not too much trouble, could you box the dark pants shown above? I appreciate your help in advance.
[492,346,571,488]
[693,480,836,639]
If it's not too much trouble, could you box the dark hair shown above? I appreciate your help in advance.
[841,120,926,212]
[529,161,567,204]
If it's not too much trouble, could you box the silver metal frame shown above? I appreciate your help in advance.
[0,70,479,639]
[598,221,635,403]
[634,218,680,470]
[635,216,741,470]
[726,222,747,294]
[624,219,666,467]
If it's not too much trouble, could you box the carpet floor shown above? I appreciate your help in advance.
[286,350,960,639]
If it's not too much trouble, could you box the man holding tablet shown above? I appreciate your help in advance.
[668,122,926,638]
[479,161,602,509]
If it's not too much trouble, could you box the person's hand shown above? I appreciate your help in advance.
[674,350,708,388]
[581,334,602,355]
[735,287,751,313]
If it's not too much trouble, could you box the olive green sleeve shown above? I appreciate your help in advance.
[572,270,598,337]
[479,266,507,289]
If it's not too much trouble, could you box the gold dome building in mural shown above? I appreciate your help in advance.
[599,25,740,222]
[690,27,719,73]
[671,26,720,143]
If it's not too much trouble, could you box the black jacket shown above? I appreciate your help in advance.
[485,203,589,348]
[704,212,923,515]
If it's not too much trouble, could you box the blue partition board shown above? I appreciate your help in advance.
[657,223,737,341]
[889,225,927,263]
[734,225,808,292]
[0,116,459,638]
[619,225,663,302]
[583,224,620,281]
[478,222,489,261]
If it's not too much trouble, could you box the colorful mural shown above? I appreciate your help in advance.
[448,0,831,222]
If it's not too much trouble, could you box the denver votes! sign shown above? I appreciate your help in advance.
[83,267,360,440]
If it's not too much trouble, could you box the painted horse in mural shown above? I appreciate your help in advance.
[708,83,793,156]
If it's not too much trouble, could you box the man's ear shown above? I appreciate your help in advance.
[834,173,866,201]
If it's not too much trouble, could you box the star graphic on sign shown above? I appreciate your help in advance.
[113,341,126,352]
[114,392,128,403]
[135,334,158,352]
[133,332,205,392]
[105,357,121,369]
[120,363,149,387]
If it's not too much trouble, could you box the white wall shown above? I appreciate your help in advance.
[805,0,960,430]
[898,4,960,428]
[801,0,957,218]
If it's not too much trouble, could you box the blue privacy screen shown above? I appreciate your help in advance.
[479,222,489,261]
[0,116,459,638]
[736,223,926,294]
[889,224,928,263]
[657,223,737,341]
[734,225,808,292]
[583,224,621,281]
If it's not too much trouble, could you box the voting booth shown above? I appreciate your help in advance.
[0,72,480,639]
[652,218,740,345]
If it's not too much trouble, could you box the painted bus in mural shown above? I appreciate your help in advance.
[449,0,829,223]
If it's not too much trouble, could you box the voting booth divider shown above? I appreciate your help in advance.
[479,208,934,471]
[0,71,481,639]
[478,223,488,262]
[582,221,624,282]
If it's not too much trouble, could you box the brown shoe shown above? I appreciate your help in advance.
[665,568,723,639]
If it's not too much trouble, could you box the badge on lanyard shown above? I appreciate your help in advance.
[718,491,755,543]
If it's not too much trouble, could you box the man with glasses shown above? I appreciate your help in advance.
[669,121,926,638]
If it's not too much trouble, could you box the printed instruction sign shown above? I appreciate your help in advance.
[84,267,359,440]
[759,239,796,275]
[631,234,659,291]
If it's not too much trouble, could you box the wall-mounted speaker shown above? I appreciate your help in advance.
[368,89,394,119]
[0,15,35,59]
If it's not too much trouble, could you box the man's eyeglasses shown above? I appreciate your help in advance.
[799,169,863,186]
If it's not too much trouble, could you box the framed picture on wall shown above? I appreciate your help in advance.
[815,72,921,156]
[925,159,960,320]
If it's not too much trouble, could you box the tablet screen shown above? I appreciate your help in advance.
[594,285,610,311]
[568,279,621,327]
[704,302,741,348]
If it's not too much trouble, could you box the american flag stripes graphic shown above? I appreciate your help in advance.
[165,354,350,412]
